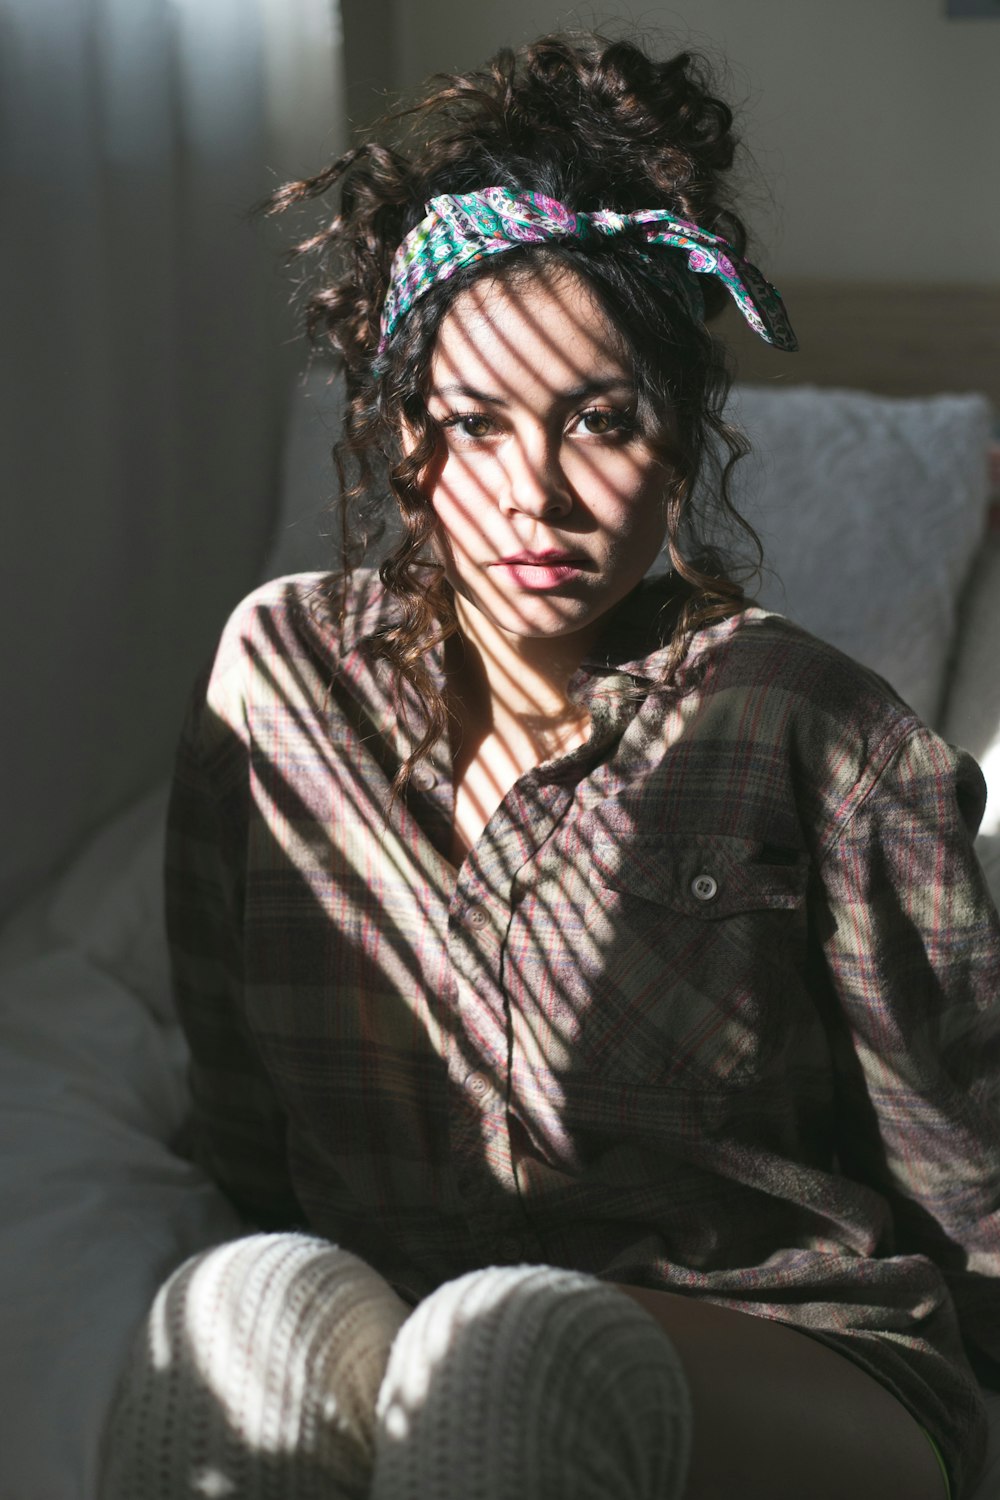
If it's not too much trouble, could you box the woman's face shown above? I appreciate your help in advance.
[417,267,670,653]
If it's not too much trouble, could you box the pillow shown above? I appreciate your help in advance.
[942,518,1000,905]
[0,949,241,1499]
[721,386,993,727]
[0,790,243,1498]
[44,783,175,1023]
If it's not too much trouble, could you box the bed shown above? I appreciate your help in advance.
[2,288,999,1498]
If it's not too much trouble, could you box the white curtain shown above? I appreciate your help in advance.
[0,0,344,917]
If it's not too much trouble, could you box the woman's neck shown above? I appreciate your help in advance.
[440,606,594,857]
[448,595,595,752]
[443,604,594,864]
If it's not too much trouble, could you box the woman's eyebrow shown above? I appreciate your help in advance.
[430,383,508,405]
[430,376,636,405]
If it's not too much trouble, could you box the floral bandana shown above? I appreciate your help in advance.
[377,186,798,358]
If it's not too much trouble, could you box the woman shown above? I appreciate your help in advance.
[101,32,999,1500]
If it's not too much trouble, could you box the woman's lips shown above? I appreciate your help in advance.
[492,552,588,589]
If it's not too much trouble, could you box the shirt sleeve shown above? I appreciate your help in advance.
[165,674,306,1231]
[815,723,1000,1372]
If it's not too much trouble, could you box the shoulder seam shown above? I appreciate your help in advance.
[817,718,929,859]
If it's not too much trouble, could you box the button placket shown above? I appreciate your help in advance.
[465,1070,492,1100]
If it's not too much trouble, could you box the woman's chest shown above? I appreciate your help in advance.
[498,811,819,1089]
[449,718,591,865]
[246,677,828,1096]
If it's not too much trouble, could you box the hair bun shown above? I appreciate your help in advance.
[266,31,749,369]
[412,34,747,317]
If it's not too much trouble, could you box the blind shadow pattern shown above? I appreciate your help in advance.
[162,276,1000,1493]
[162,567,1000,1489]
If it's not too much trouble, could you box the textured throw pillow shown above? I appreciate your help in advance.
[942,519,1000,904]
[721,385,993,727]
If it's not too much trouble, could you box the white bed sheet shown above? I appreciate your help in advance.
[2,788,999,1499]
[0,788,242,1500]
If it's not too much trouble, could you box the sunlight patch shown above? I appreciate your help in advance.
[191,1467,237,1498]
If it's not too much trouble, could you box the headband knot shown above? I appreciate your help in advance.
[377,187,797,360]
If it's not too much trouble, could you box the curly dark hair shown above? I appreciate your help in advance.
[266,31,760,797]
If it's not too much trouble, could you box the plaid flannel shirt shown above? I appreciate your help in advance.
[167,571,1000,1495]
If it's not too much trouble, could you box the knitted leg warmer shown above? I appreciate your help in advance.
[99,1232,410,1500]
[370,1264,692,1500]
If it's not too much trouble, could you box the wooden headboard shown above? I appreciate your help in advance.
[718,282,1000,413]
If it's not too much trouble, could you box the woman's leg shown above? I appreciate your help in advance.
[370,1265,692,1500]
[99,1233,409,1500]
[620,1284,948,1500]
[370,1267,947,1500]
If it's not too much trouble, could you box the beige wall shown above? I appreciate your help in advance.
[349,0,999,284]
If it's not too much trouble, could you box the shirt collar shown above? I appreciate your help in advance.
[324,567,405,657]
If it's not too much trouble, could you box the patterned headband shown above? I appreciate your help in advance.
[377,186,798,357]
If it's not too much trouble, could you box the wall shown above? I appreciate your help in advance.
[342,0,401,127]
[345,0,1000,284]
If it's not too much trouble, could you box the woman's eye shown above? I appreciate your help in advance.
[441,412,495,440]
[572,407,633,437]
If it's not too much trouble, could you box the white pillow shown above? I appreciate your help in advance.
[944,525,1000,818]
[43,783,175,1023]
[0,947,242,1498]
[0,786,243,1497]
[943,522,1000,904]
[723,386,993,726]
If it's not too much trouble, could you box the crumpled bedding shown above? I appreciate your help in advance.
[0,787,241,1500]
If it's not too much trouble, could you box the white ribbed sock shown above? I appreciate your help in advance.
[99,1233,410,1500]
[371,1264,691,1500]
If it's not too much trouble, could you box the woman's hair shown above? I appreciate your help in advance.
[267,31,759,795]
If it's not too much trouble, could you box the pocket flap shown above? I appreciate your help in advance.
[588,832,808,918]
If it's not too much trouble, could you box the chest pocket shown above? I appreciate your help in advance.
[577,832,810,1090]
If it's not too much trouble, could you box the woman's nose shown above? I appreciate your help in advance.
[499,435,573,519]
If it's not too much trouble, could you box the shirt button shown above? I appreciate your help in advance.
[411,764,437,791]
[467,904,488,929]
[691,872,719,902]
[498,1234,523,1261]
[465,1071,491,1098]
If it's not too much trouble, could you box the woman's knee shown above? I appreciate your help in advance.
[100,1233,409,1500]
[372,1264,691,1500]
